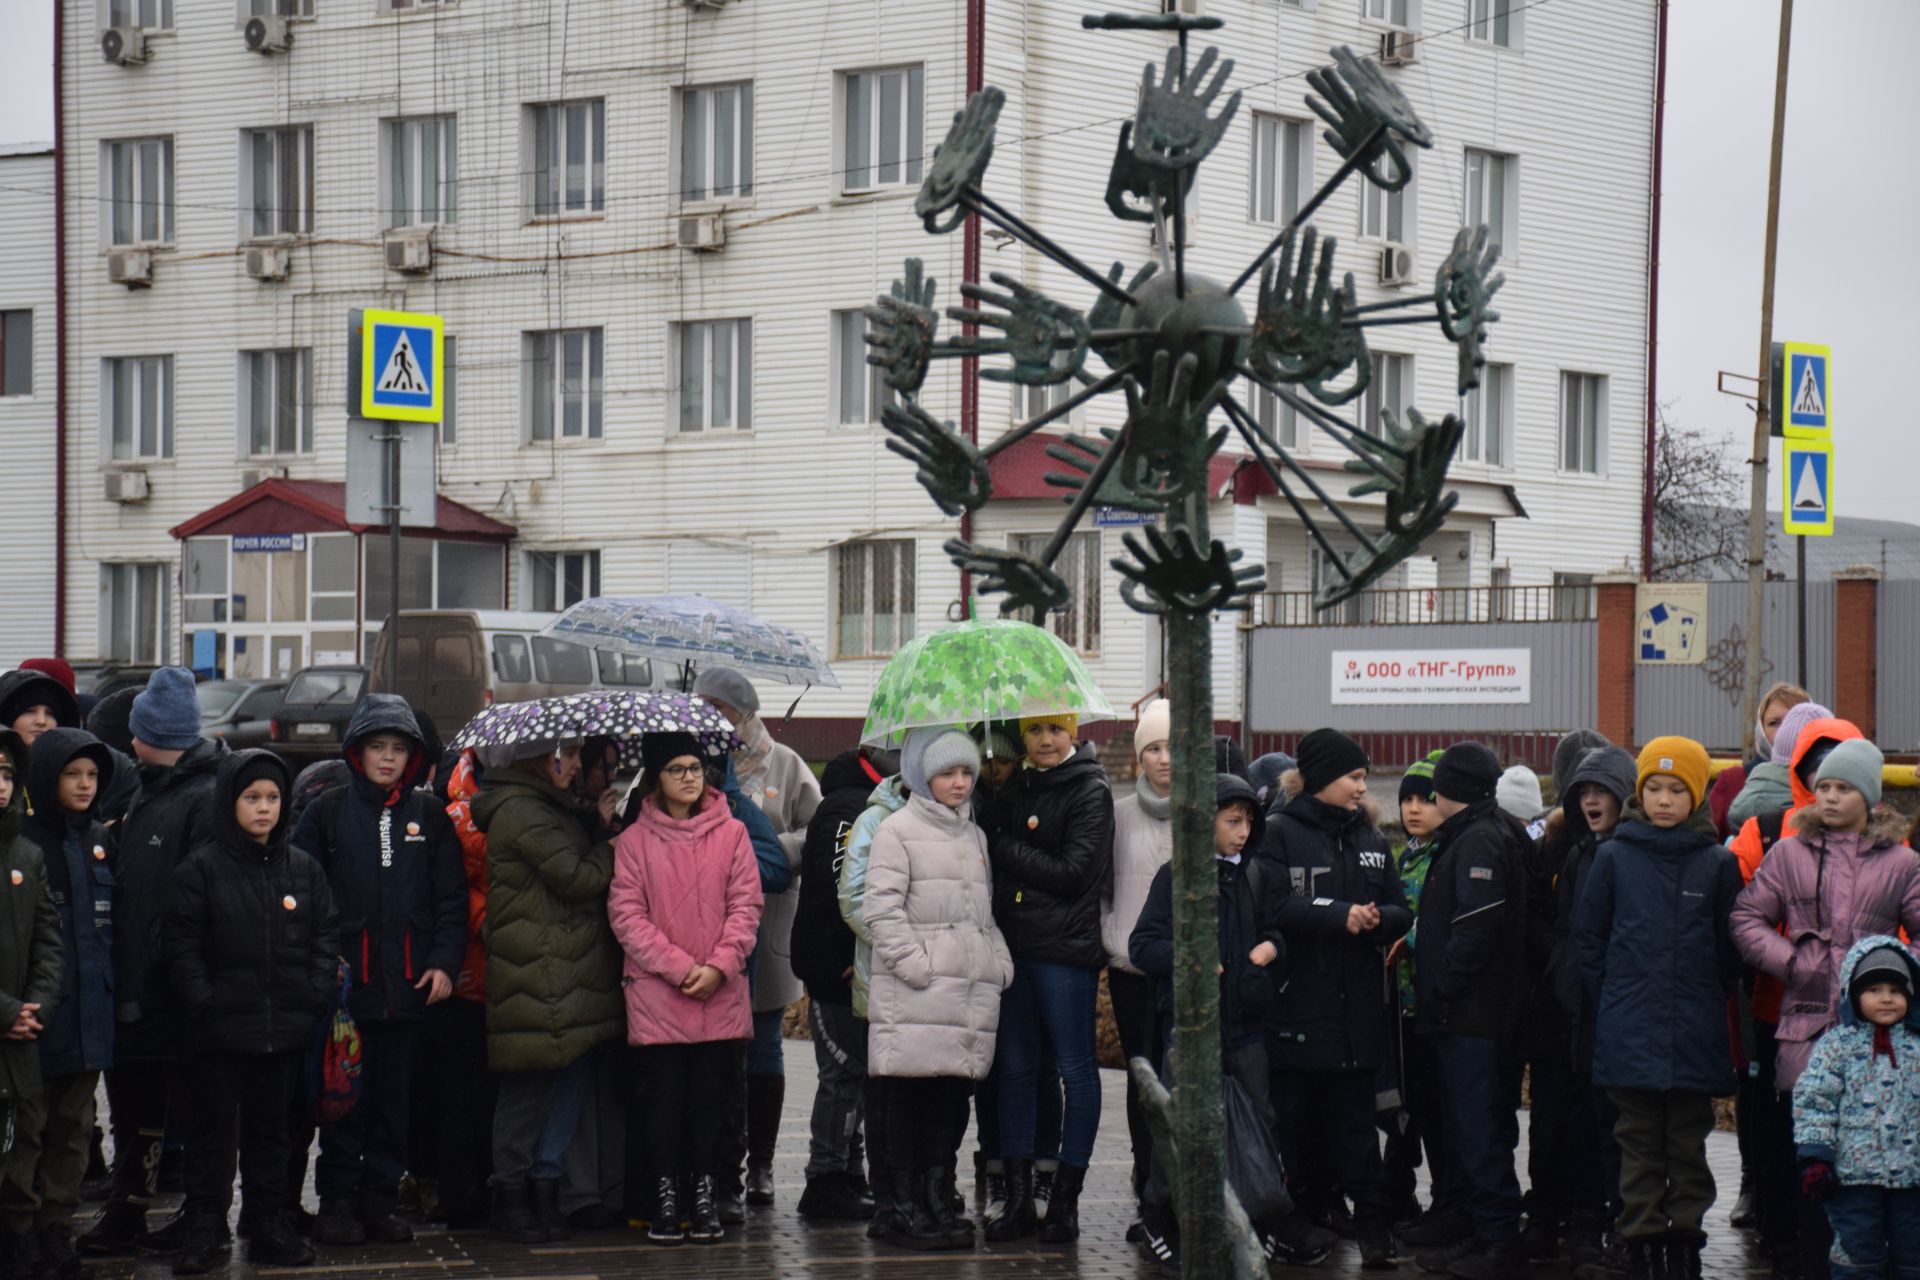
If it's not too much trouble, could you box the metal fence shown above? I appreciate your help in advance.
[1879,581,1920,752]
[1252,585,1591,627]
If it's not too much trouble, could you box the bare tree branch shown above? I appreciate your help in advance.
[1649,406,1775,581]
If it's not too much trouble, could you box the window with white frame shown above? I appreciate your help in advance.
[102,137,174,246]
[1249,113,1310,225]
[1255,381,1301,450]
[1560,372,1608,474]
[676,319,752,433]
[1465,0,1518,46]
[1363,0,1414,25]
[106,0,172,27]
[384,115,457,228]
[1362,351,1411,438]
[1012,531,1101,654]
[1013,380,1085,428]
[834,539,916,658]
[842,67,923,193]
[240,126,313,240]
[529,100,605,218]
[833,310,892,426]
[1360,152,1411,243]
[1464,148,1516,255]
[523,549,600,612]
[524,329,604,442]
[385,0,452,11]
[243,0,312,16]
[1,311,31,397]
[1460,361,1511,467]
[439,336,458,445]
[99,563,171,665]
[101,355,173,460]
[239,348,313,456]
[679,83,753,202]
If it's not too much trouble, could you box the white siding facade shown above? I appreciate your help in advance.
[50,0,1656,724]
[0,149,58,666]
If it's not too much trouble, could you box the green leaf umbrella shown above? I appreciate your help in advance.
[860,618,1117,747]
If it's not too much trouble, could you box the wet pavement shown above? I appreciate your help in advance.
[80,1041,1766,1277]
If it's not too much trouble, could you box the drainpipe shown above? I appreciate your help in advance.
[958,0,983,616]
[1641,0,1668,579]
[53,0,68,656]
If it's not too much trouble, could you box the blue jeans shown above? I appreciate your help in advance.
[1827,1185,1920,1280]
[747,1008,785,1077]
[1433,1034,1523,1242]
[995,961,1101,1169]
[975,1053,1062,1162]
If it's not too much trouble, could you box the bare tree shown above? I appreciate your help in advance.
[1650,407,1771,580]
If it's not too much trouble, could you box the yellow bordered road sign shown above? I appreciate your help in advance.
[359,309,444,423]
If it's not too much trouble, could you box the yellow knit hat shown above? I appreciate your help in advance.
[1019,713,1079,740]
[1636,736,1711,810]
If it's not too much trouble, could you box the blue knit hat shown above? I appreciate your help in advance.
[129,667,202,751]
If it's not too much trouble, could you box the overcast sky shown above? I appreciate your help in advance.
[2,0,1914,521]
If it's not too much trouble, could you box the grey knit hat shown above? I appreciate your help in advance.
[691,667,761,717]
[1814,737,1884,808]
[900,726,981,794]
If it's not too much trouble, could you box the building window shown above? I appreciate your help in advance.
[679,84,753,202]
[1560,372,1607,474]
[439,336,458,445]
[243,0,312,16]
[106,0,173,27]
[676,319,752,433]
[1363,0,1414,24]
[524,329,604,442]
[101,355,173,460]
[239,349,313,456]
[1360,152,1411,243]
[1249,114,1310,225]
[1460,361,1511,467]
[833,310,892,425]
[102,137,174,246]
[1012,531,1101,655]
[1464,148,1516,254]
[240,126,314,240]
[99,563,171,665]
[1362,351,1411,439]
[0,311,30,397]
[1014,380,1085,428]
[385,0,453,10]
[834,539,915,658]
[1255,381,1301,450]
[529,100,606,218]
[1465,0,1517,46]
[842,66,923,192]
[524,549,600,612]
[1553,572,1594,621]
[384,115,457,228]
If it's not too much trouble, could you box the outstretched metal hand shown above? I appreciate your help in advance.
[943,538,1073,618]
[1089,260,1158,366]
[863,259,939,395]
[1304,45,1432,193]
[1121,350,1219,496]
[1115,525,1265,615]
[1132,45,1242,172]
[1347,406,1462,540]
[945,272,1091,385]
[1250,227,1370,406]
[1105,121,1196,224]
[916,88,1005,234]
[1436,225,1506,395]
[881,399,989,517]
[1045,428,1167,513]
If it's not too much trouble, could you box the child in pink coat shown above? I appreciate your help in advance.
[609,733,763,1247]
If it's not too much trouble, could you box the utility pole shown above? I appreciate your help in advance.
[1740,0,1794,737]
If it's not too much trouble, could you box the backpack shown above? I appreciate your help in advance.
[1756,808,1788,860]
[307,969,363,1124]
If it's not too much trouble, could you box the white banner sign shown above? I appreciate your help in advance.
[1330,648,1532,705]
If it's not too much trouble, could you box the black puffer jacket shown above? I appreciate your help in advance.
[984,743,1114,969]
[112,735,227,1060]
[1542,745,1638,1066]
[789,750,881,1005]
[1257,791,1411,1071]
[166,751,341,1055]
[1415,797,1532,1042]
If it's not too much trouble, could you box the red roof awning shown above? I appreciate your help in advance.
[168,479,517,541]
[984,433,1245,503]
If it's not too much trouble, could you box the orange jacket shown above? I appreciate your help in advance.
[445,752,490,1003]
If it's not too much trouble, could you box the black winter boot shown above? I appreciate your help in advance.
[798,1172,874,1221]
[1447,1238,1532,1280]
[37,1226,85,1280]
[489,1180,547,1245]
[923,1167,973,1249]
[686,1176,724,1244]
[528,1178,570,1242]
[167,1216,226,1279]
[745,1075,783,1206]
[901,1172,952,1251]
[645,1178,683,1246]
[75,1203,144,1257]
[246,1214,315,1268]
[984,1158,1035,1242]
[1035,1163,1084,1244]
[1665,1230,1703,1280]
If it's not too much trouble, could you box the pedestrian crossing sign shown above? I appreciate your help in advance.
[1782,439,1834,536]
[358,309,444,423]
[1778,340,1830,440]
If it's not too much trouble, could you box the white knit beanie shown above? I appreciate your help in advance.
[900,726,981,794]
[1135,699,1171,758]
[1495,765,1543,821]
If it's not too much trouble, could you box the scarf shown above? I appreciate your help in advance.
[732,714,777,804]
[1875,1024,1899,1066]
[1135,773,1171,821]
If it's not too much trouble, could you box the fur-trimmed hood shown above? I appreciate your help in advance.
[1275,768,1384,828]
[1790,802,1912,848]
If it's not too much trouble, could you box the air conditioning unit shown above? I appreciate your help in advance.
[107,250,153,288]
[240,466,286,490]
[676,214,726,252]
[384,229,433,274]
[245,245,290,281]
[681,0,731,10]
[104,471,150,504]
[1378,29,1418,66]
[244,14,293,54]
[1378,241,1416,287]
[1150,211,1198,249]
[101,25,149,66]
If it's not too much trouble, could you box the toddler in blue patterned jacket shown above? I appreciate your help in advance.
[1794,935,1920,1280]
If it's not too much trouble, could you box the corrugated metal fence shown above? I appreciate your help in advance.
[1879,581,1920,751]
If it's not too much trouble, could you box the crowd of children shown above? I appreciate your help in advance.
[2,656,1920,1279]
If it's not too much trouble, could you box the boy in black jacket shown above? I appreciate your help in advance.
[290,695,465,1247]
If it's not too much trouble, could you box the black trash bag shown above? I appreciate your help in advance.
[1139,1066,1294,1234]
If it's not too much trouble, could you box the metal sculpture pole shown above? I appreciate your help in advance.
[866,13,1503,1272]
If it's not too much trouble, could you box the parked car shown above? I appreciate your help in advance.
[368,609,660,738]
[80,665,163,700]
[198,679,286,751]
[269,666,368,762]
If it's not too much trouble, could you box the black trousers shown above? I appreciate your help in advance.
[418,1000,496,1222]
[1386,1013,1458,1214]
[877,1078,971,1172]
[1270,1065,1389,1218]
[1529,1051,1610,1228]
[185,1053,300,1221]
[1109,969,1166,1196]
[103,1064,180,1207]
[636,1042,737,1179]
[289,1019,417,1214]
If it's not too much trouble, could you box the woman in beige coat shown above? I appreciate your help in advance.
[865,727,1013,1252]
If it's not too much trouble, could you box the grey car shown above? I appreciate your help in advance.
[198,679,287,752]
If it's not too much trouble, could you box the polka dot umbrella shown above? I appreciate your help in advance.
[448,689,742,771]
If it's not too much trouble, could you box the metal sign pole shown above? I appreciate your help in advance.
[386,425,403,693]
[1797,534,1807,689]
